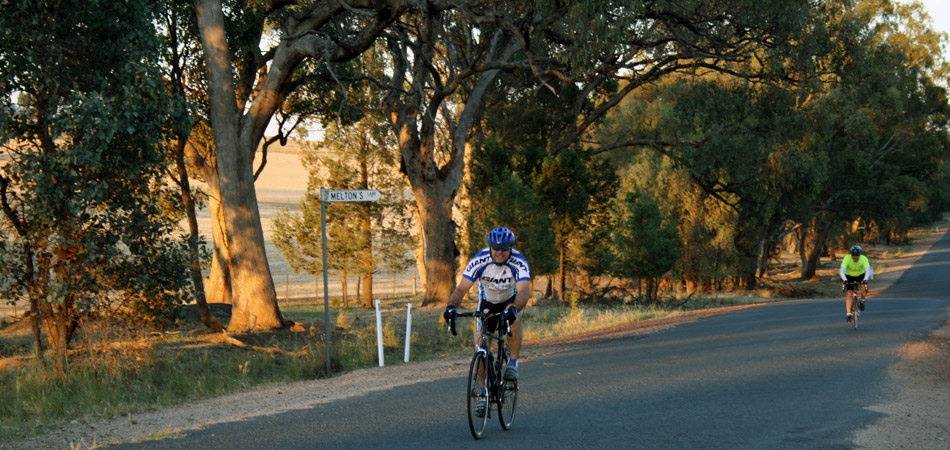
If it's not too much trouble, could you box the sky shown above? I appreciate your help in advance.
[917,0,950,35]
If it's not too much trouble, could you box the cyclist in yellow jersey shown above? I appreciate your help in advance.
[840,245,871,323]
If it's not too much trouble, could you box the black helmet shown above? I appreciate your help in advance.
[850,245,862,256]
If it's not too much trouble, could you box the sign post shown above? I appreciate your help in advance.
[320,188,382,373]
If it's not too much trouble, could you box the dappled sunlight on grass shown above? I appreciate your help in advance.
[523,305,685,340]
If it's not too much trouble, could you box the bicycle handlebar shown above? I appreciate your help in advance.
[447,310,509,337]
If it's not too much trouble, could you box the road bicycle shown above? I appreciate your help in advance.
[448,310,519,439]
[843,280,868,330]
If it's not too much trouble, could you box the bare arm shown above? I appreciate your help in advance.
[513,280,530,311]
[447,278,475,308]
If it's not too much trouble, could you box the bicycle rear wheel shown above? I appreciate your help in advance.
[498,378,518,430]
[467,353,489,439]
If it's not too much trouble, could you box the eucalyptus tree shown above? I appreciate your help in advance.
[791,0,950,278]
[619,151,741,293]
[797,66,950,278]
[158,0,334,316]
[468,1,822,293]
[649,79,825,287]
[0,0,194,373]
[622,0,950,284]
[379,1,538,306]
[468,71,588,297]
[192,0,414,329]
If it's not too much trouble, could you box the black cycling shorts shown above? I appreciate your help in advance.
[844,274,864,290]
[476,296,515,334]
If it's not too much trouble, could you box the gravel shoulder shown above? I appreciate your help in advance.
[9,231,950,450]
[853,318,950,449]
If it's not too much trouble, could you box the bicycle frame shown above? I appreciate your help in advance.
[456,310,511,390]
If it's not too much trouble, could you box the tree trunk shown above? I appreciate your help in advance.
[38,295,68,378]
[360,159,374,308]
[413,212,427,296]
[206,194,233,304]
[414,185,458,306]
[342,272,349,308]
[361,272,373,307]
[801,213,835,280]
[385,23,518,307]
[558,242,566,300]
[646,278,658,303]
[23,244,44,360]
[457,141,475,265]
[757,239,777,278]
[173,139,224,331]
[194,0,283,330]
[29,294,43,360]
[733,230,759,289]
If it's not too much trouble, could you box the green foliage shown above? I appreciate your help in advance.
[796,0,950,248]
[0,0,195,347]
[606,191,681,281]
[584,0,950,288]
[579,165,682,302]
[534,151,591,236]
[466,140,558,276]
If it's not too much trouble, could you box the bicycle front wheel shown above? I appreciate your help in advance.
[498,378,518,430]
[467,353,489,439]
[852,301,858,330]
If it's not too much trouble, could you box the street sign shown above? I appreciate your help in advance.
[318,187,383,374]
[322,189,381,202]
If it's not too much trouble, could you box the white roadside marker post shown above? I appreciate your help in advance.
[404,303,412,363]
[375,299,385,367]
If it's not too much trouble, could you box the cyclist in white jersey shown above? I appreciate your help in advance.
[444,227,531,383]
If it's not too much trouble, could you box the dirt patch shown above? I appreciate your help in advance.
[853,320,950,449]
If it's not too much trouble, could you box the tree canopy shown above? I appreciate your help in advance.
[1,0,948,352]
[0,0,195,373]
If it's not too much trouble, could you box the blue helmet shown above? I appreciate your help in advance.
[487,227,515,251]
[850,245,862,256]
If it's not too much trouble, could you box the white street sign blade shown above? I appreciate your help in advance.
[322,189,382,202]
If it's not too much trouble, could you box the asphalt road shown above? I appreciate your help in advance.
[113,232,950,450]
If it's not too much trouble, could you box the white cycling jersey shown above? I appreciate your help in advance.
[461,248,531,304]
